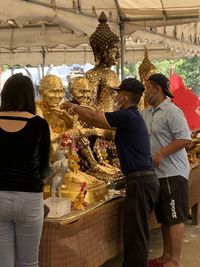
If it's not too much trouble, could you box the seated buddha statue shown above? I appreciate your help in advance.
[37,75,107,202]
[69,76,122,181]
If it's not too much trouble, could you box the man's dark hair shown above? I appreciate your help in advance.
[0,73,36,114]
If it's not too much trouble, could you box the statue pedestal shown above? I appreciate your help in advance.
[44,182,108,204]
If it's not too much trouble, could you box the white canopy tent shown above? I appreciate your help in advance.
[2,0,200,34]
[1,0,200,67]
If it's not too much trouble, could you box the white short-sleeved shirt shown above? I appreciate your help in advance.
[141,98,191,179]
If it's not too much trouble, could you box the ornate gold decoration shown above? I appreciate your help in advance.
[187,130,200,163]
[139,47,156,84]
[89,11,120,67]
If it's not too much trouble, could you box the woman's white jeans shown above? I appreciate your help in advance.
[0,191,44,267]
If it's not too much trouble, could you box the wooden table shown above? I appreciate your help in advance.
[39,197,124,267]
[189,163,200,225]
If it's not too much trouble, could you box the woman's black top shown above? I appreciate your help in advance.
[0,115,50,192]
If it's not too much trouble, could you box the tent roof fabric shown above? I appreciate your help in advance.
[1,0,200,65]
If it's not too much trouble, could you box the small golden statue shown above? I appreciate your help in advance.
[73,182,88,211]
[139,47,156,85]
[138,47,156,110]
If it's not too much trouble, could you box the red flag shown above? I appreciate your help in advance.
[170,74,200,130]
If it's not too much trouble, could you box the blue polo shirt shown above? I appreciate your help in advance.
[105,107,153,175]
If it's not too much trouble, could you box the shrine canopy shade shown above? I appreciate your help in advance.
[0,44,193,66]
[1,0,200,65]
[1,0,200,35]
[1,28,200,66]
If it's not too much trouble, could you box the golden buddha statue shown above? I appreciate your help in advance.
[138,47,156,110]
[85,11,121,112]
[37,75,107,203]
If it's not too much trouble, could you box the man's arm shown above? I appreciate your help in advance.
[153,139,191,168]
[61,102,111,129]
[159,139,191,157]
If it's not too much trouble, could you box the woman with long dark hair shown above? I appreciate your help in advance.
[0,73,51,267]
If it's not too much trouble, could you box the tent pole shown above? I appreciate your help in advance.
[41,47,45,78]
[120,21,125,80]
[114,0,125,80]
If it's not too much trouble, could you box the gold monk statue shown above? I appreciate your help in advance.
[37,75,107,202]
[69,76,121,181]
[37,75,73,163]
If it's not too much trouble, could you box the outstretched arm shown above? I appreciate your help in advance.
[61,102,111,130]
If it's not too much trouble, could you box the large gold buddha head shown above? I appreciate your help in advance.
[139,47,156,84]
[89,12,120,67]
[70,76,95,106]
[39,75,64,108]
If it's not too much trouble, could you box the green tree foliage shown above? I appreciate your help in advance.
[2,64,10,71]
[124,62,138,77]
[175,56,200,95]
[153,57,200,95]
[125,56,200,96]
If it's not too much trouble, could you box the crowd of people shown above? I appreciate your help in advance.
[0,72,190,267]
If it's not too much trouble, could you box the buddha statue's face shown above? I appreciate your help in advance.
[102,43,120,67]
[70,77,93,106]
[40,75,64,108]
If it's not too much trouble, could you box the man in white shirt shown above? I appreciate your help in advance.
[142,73,191,267]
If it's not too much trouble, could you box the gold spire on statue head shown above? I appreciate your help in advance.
[89,11,120,67]
[139,47,156,84]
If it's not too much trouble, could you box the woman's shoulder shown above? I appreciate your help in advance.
[31,115,49,128]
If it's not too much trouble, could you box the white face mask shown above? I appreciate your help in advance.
[144,92,158,105]
[113,96,128,111]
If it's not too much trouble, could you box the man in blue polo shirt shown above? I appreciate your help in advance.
[61,78,160,267]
